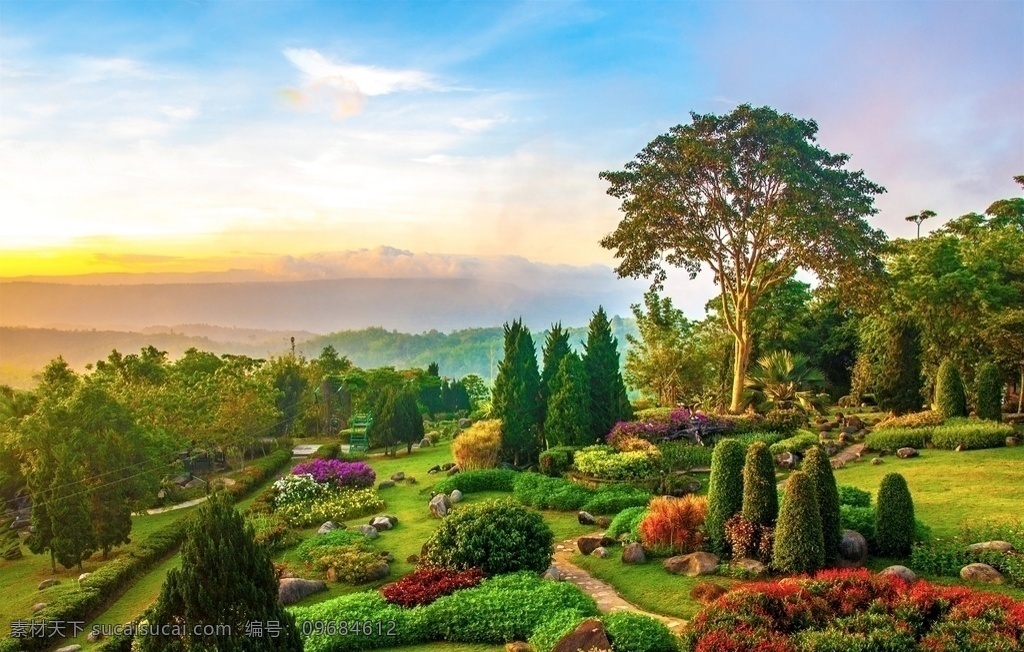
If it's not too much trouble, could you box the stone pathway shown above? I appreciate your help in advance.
[552,538,688,634]
[832,443,867,466]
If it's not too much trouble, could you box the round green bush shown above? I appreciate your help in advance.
[741,441,778,527]
[935,358,967,419]
[803,446,841,566]
[837,485,872,508]
[772,471,824,574]
[420,498,554,574]
[606,506,648,541]
[705,439,746,555]
[975,362,1003,422]
[602,612,679,652]
[875,472,915,558]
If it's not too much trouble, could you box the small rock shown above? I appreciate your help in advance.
[591,546,608,558]
[390,472,405,482]
[366,563,391,582]
[54,646,82,652]
[184,479,204,489]
[278,578,328,605]
[542,566,562,581]
[379,551,395,563]
[776,451,800,470]
[450,489,464,504]
[78,572,91,582]
[378,480,396,489]
[87,630,102,643]
[879,565,916,582]
[960,563,1005,584]
[621,542,646,564]
[689,582,728,604]
[458,418,471,429]
[419,438,432,448]
[440,462,456,471]
[838,530,869,568]
[407,554,419,564]
[355,524,379,539]
[871,457,884,466]
[596,516,611,528]
[1006,436,1020,447]
[428,465,441,474]
[506,643,531,652]
[317,521,343,535]
[31,603,46,614]
[896,447,918,459]
[446,466,460,476]
[38,579,60,590]
[552,618,611,652]
[968,541,1015,553]
[370,516,393,531]
[663,552,719,576]
[576,534,617,555]
[429,493,451,518]
[406,476,417,485]
[732,558,768,578]
[577,511,596,526]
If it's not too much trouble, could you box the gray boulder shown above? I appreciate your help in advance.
[591,546,608,558]
[391,472,405,482]
[449,489,464,504]
[542,565,562,581]
[378,480,396,489]
[621,542,646,564]
[370,516,393,531]
[355,524,379,539]
[55,646,82,652]
[838,530,869,568]
[429,493,451,518]
[38,579,60,590]
[968,541,1015,553]
[896,447,918,459]
[278,578,328,605]
[31,603,46,614]
[732,558,768,578]
[317,521,343,535]
[871,457,884,465]
[78,572,91,583]
[577,511,596,525]
[577,534,617,556]
[663,552,719,576]
[879,565,916,582]
[960,563,1005,584]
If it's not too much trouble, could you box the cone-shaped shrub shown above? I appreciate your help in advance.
[741,441,778,527]
[772,471,824,574]
[705,438,746,555]
[975,362,1003,422]
[934,358,967,419]
[803,445,841,566]
[875,472,915,558]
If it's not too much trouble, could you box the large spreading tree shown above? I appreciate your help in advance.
[600,104,886,412]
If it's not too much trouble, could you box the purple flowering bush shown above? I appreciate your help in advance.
[291,458,376,489]
[606,408,715,449]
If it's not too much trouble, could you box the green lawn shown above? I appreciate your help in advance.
[833,445,1024,538]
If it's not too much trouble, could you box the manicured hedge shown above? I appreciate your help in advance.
[873,411,943,431]
[929,418,1013,450]
[432,468,518,494]
[513,473,650,515]
[573,446,661,482]
[606,506,648,541]
[837,484,871,508]
[864,428,931,453]
[767,432,820,456]
[538,446,578,477]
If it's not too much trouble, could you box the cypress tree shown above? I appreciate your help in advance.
[706,438,746,554]
[540,323,572,426]
[975,362,1002,422]
[398,387,425,453]
[492,319,542,466]
[772,471,825,574]
[583,307,632,440]
[874,318,924,415]
[48,455,96,571]
[803,445,841,566]
[544,353,592,447]
[368,387,399,454]
[741,441,778,527]
[875,473,915,558]
[935,358,967,419]
[137,494,302,652]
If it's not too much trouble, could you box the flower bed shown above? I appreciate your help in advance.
[291,458,376,488]
[381,567,484,607]
[275,487,385,527]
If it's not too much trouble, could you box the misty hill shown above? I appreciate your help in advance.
[0,277,637,333]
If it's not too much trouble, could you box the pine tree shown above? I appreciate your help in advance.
[935,358,968,418]
[540,323,572,426]
[706,438,746,554]
[544,353,592,447]
[368,387,399,454]
[137,494,302,652]
[48,454,96,571]
[492,320,542,466]
[398,387,425,453]
[975,362,1002,422]
[583,307,632,440]
[772,471,825,574]
[741,441,778,527]
[803,445,841,566]
[874,319,924,415]
[875,473,915,558]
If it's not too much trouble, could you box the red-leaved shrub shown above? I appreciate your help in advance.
[638,495,707,555]
[380,567,484,608]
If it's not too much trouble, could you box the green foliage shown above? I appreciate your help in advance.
[295,529,366,565]
[861,316,926,416]
[767,432,820,456]
[873,411,943,431]
[538,445,578,477]
[511,473,651,514]
[492,319,543,466]
[875,473,915,558]
[310,443,340,460]
[420,498,554,575]
[864,428,931,453]
[137,494,302,652]
[911,540,1024,588]
[544,353,592,447]
[935,358,968,419]
[772,471,825,574]
[432,468,518,494]
[580,485,652,515]
[837,485,872,508]
[705,438,746,554]
[527,611,588,652]
[762,408,807,434]
[291,591,426,652]
[741,441,778,527]
[607,506,649,541]
[804,446,842,565]
[584,306,633,439]
[744,351,825,413]
[540,323,572,426]
[369,386,424,455]
[602,611,680,652]
[975,362,1003,422]
[311,544,389,584]
[246,512,300,552]
[657,441,714,472]
[572,445,660,482]
[840,504,931,554]
[929,418,1013,450]
[48,455,97,570]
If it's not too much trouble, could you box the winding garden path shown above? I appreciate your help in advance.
[551,538,688,634]
[831,443,867,466]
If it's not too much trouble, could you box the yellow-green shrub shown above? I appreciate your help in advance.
[452,419,503,470]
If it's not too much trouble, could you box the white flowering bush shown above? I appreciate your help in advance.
[276,487,385,527]
[273,473,330,508]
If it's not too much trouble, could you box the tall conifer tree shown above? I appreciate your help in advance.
[492,319,542,466]
[583,307,632,439]
[540,323,572,427]
[544,353,592,447]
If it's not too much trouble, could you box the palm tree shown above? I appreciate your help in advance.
[744,350,826,413]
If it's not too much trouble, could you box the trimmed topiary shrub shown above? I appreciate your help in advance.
[420,498,553,575]
[767,432,820,457]
[741,441,778,527]
[538,446,578,477]
[705,438,746,555]
[929,418,1013,450]
[772,471,825,574]
[803,446,841,566]
[875,472,915,558]
[864,428,931,454]
[433,469,518,494]
[934,358,968,419]
[975,362,1003,422]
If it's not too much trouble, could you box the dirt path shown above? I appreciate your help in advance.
[145,496,208,515]
[831,443,867,466]
[551,538,687,634]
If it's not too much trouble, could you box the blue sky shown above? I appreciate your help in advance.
[1,0,1021,314]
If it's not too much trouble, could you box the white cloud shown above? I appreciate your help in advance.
[71,56,157,83]
[159,105,197,121]
[451,115,507,132]
[283,48,438,96]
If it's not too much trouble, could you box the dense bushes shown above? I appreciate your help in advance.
[929,418,1013,450]
[724,515,774,563]
[684,569,1024,652]
[452,419,503,470]
[935,358,968,419]
[513,473,651,515]
[767,432,820,456]
[875,473,915,557]
[705,439,745,554]
[602,612,680,652]
[638,495,707,556]
[295,530,366,564]
[312,545,389,584]
[607,506,648,541]
[804,446,841,565]
[772,471,824,574]
[762,408,806,434]
[573,445,661,482]
[432,468,517,494]
[381,567,484,607]
[657,441,714,472]
[840,504,930,553]
[538,446,578,477]
[291,458,376,488]
[873,410,944,431]
[837,484,872,508]
[420,499,553,574]
[292,591,427,652]
[975,362,1004,422]
[911,518,1024,588]
[310,443,340,460]
[865,428,931,453]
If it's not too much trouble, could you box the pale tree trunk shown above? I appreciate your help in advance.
[729,326,753,413]
[1018,367,1023,414]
